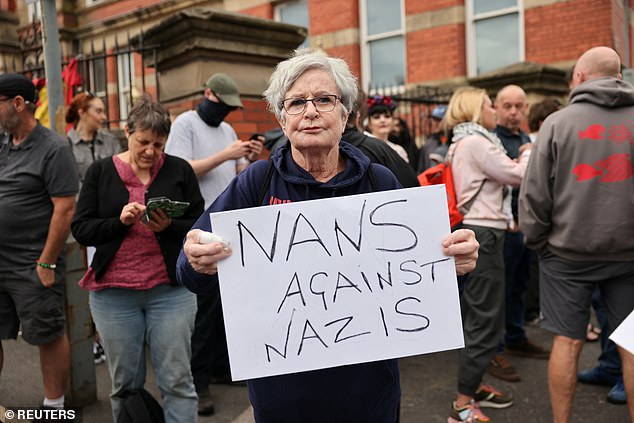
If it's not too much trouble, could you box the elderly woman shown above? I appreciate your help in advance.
[66,92,120,183]
[71,96,204,422]
[443,87,531,423]
[176,52,478,423]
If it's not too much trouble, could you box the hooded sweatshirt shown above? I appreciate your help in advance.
[519,77,634,261]
[177,142,402,423]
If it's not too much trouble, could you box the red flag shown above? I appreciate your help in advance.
[62,57,82,105]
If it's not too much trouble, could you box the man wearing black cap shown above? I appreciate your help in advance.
[0,73,79,411]
[165,72,263,415]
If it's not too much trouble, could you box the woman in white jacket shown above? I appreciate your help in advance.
[445,87,531,423]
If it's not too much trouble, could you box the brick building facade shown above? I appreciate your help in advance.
[0,0,631,140]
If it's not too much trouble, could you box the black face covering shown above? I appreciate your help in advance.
[196,97,233,127]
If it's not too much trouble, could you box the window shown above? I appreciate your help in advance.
[466,0,525,76]
[89,57,107,100]
[360,0,406,90]
[117,53,135,125]
[26,0,41,23]
[275,0,310,49]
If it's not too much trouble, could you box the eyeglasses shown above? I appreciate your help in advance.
[281,94,340,115]
[0,97,13,102]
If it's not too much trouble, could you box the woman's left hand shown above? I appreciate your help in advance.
[442,229,479,275]
[144,208,171,232]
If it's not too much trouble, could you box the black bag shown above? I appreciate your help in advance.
[117,388,165,423]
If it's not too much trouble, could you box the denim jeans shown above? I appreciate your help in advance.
[503,231,533,346]
[592,288,622,376]
[90,284,197,423]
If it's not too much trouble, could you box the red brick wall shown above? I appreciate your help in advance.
[324,44,362,80]
[84,0,166,22]
[226,98,279,141]
[407,24,466,81]
[406,0,463,15]
[308,0,358,35]
[525,0,612,63]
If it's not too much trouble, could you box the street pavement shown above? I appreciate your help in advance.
[0,325,629,422]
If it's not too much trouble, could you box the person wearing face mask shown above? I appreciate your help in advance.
[166,73,263,209]
[165,73,263,416]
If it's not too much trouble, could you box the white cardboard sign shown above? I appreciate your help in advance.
[211,185,464,381]
[609,308,634,355]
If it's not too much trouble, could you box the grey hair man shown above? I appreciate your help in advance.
[0,73,79,411]
[519,46,634,422]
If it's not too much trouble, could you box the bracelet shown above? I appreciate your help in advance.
[36,261,57,270]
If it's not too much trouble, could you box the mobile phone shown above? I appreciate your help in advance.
[249,133,264,141]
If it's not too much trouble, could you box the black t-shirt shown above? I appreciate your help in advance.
[0,122,79,270]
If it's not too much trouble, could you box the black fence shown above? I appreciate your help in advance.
[368,84,454,144]
[1,22,159,128]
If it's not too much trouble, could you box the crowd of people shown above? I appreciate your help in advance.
[0,44,631,423]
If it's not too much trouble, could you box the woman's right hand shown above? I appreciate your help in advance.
[120,202,146,225]
[184,229,233,275]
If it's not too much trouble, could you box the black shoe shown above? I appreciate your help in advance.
[197,391,215,416]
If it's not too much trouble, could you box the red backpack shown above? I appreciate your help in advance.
[417,162,463,228]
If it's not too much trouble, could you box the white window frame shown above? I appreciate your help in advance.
[117,53,135,126]
[359,0,407,92]
[466,0,525,77]
[26,0,41,23]
[274,0,310,49]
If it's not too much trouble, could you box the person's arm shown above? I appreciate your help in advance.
[478,138,531,187]
[519,122,555,251]
[36,196,76,287]
[71,162,129,246]
[190,140,251,177]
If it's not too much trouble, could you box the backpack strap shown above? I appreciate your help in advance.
[256,159,275,206]
[447,141,486,216]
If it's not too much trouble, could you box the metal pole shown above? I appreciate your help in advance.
[40,0,64,134]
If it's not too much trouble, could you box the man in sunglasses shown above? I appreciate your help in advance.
[0,73,79,412]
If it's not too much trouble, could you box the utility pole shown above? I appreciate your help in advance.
[39,0,64,134]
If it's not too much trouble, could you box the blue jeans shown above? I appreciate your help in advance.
[90,284,197,423]
[592,288,622,377]
[503,231,533,346]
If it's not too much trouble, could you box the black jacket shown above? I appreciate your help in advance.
[72,155,204,283]
[341,127,419,188]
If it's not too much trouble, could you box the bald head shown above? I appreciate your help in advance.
[571,46,621,89]
[495,85,527,134]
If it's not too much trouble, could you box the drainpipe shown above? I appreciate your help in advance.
[39,0,64,135]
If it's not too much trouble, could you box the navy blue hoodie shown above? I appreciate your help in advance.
[177,142,401,423]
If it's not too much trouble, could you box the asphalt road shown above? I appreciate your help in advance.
[0,325,629,422]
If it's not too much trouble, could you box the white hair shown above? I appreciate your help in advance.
[263,50,358,122]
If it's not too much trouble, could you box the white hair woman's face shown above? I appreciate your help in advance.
[278,68,347,155]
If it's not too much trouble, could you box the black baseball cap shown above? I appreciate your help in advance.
[0,73,37,103]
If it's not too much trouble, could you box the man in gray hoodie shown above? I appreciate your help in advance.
[519,46,634,423]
